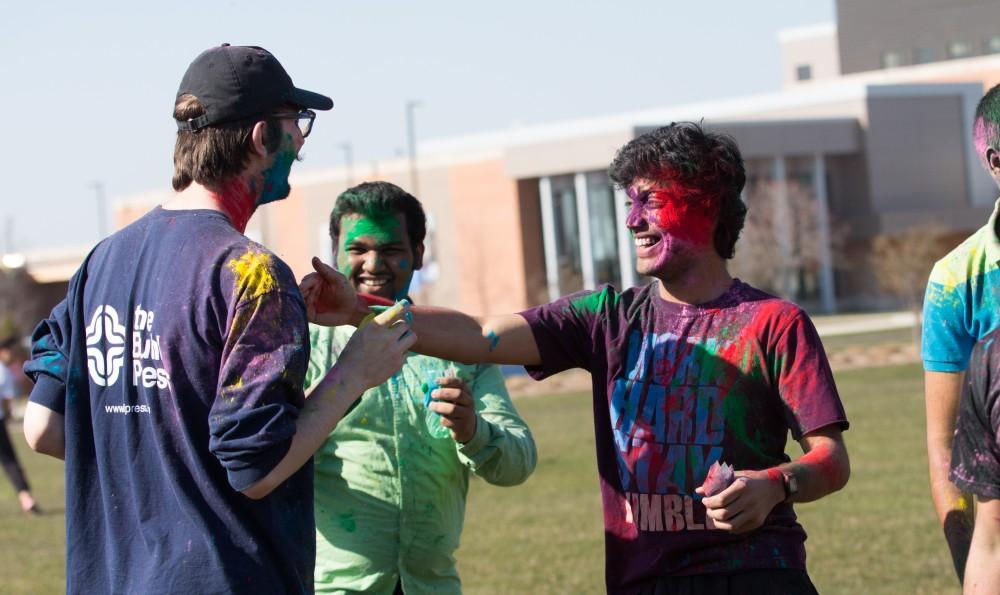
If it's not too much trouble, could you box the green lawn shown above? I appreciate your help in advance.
[0,363,960,594]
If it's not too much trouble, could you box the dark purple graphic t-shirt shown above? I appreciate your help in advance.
[520,280,848,593]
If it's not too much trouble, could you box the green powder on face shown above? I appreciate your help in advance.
[341,211,401,247]
[336,212,404,276]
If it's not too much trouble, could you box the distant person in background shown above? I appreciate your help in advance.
[0,337,38,514]
[307,181,536,594]
[922,81,1000,582]
[949,331,1000,594]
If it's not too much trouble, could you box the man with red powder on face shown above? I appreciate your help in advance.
[301,122,850,594]
[19,44,414,594]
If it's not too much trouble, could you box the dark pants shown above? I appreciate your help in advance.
[637,569,819,595]
[0,420,30,493]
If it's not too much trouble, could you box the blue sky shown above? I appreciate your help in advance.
[0,1,833,251]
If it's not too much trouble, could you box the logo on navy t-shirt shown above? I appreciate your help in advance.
[85,305,127,386]
[85,304,171,399]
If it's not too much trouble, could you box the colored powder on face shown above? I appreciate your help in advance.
[339,212,415,299]
[340,211,401,248]
[258,134,297,206]
[227,249,276,300]
[645,185,717,247]
[974,117,996,164]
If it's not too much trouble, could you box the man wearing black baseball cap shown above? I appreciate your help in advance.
[22,44,415,594]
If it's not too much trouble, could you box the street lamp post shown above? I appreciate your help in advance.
[91,181,107,240]
[340,142,354,187]
[406,100,421,196]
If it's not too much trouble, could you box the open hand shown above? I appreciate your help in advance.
[429,376,478,444]
[299,257,361,327]
[697,469,784,534]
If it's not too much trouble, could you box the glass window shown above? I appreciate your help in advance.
[796,64,812,81]
[912,47,937,64]
[948,41,972,59]
[984,36,1000,55]
[549,175,583,294]
[585,172,621,287]
[881,51,903,69]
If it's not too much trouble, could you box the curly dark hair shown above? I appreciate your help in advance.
[329,181,427,255]
[608,122,747,259]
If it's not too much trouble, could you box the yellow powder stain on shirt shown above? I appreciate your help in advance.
[227,249,276,300]
[223,377,244,402]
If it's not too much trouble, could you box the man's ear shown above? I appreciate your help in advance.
[988,148,1000,178]
[413,243,425,271]
[249,120,269,158]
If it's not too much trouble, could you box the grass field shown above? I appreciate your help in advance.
[0,363,960,594]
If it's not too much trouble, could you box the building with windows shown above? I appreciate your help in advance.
[86,2,1000,314]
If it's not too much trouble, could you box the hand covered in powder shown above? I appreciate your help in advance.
[299,257,363,327]
[697,468,785,534]
[698,461,735,497]
[429,374,478,444]
[333,302,417,392]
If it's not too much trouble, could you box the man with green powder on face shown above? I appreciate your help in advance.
[304,181,537,594]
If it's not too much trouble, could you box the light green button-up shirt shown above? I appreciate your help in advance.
[305,324,537,595]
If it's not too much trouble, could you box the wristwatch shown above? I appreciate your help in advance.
[781,471,798,502]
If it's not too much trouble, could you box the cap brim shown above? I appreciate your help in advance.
[288,87,333,111]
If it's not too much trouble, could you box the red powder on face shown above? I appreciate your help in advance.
[646,186,717,247]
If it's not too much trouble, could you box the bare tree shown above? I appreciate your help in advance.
[0,268,43,340]
[730,180,847,302]
[870,225,957,342]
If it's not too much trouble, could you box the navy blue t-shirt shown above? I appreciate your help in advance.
[24,207,314,594]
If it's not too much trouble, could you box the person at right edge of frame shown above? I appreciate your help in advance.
[922,82,1000,584]
[950,331,1000,594]
[301,122,851,595]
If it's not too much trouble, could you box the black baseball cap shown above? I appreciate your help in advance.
[176,44,333,131]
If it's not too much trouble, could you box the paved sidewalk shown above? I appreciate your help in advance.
[812,310,918,337]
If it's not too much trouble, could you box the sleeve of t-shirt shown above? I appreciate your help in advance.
[456,363,537,486]
[772,309,850,440]
[950,337,1000,499]
[922,263,974,373]
[23,297,72,414]
[304,324,335,390]
[518,286,616,380]
[208,289,309,492]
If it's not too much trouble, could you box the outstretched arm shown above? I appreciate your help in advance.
[700,425,849,533]
[300,257,541,366]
